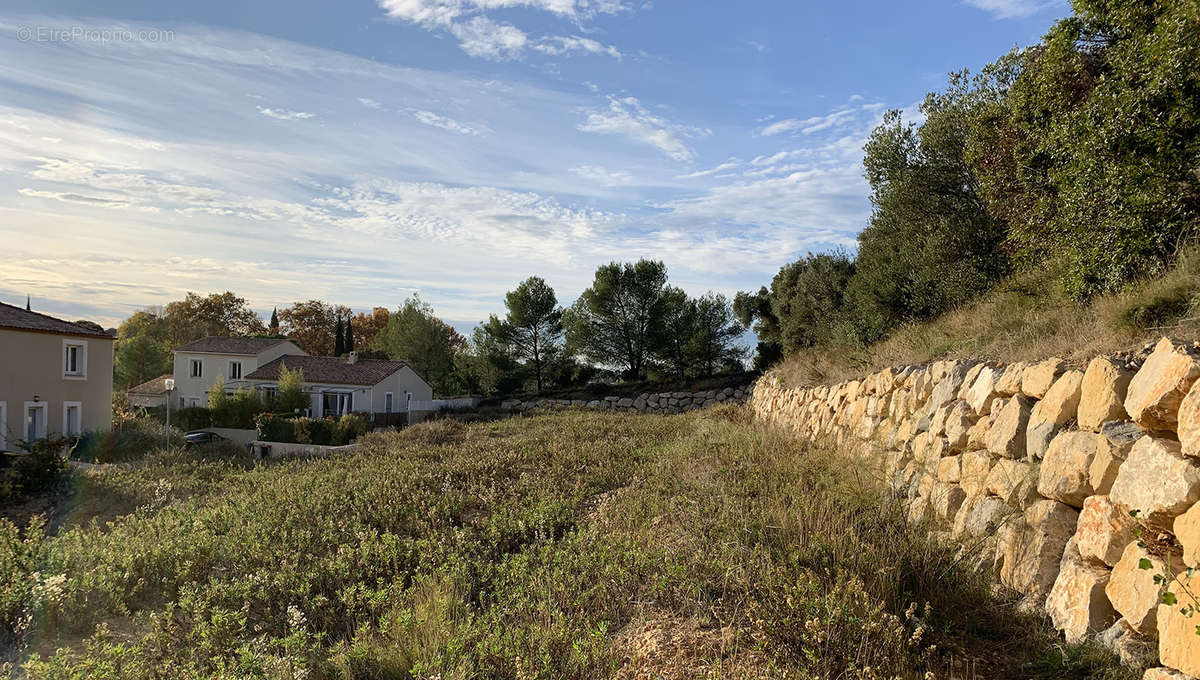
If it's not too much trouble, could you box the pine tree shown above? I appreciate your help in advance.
[269,307,280,335]
[334,317,345,356]
[345,316,355,353]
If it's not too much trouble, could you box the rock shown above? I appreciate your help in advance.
[1046,538,1117,642]
[1097,620,1157,669]
[998,499,1079,597]
[1038,431,1097,508]
[960,450,993,497]
[1026,370,1085,459]
[1109,436,1200,529]
[937,454,963,483]
[986,394,1034,459]
[995,362,1028,397]
[1157,569,1200,677]
[1179,379,1200,458]
[1075,495,1136,567]
[960,495,1011,537]
[1142,668,1198,680]
[957,363,988,401]
[1124,337,1200,433]
[931,481,967,520]
[986,458,1038,507]
[1079,357,1135,431]
[1091,422,1142,495]
[1107,542,1176,635]
[929,361,974,412]
[944,401,977,451]
[1174,502,1200,568]
[1023,358,1066,399]
[965,365,1002,415]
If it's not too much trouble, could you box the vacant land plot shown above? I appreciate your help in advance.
[1,410,1130,679]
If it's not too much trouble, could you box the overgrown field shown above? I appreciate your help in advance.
[1,410,1131,679]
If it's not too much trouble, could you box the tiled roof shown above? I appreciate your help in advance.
[126,374,172,395]
[246,355,411,386]
[0,301,114,338]
[175,336,293,355]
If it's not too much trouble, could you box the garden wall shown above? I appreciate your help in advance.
[501,385,750,413]
[750,337,1200,679]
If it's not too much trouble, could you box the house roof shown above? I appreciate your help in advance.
[246,355,411,387]
[175,336,293,356]
[0,301,114,339]
[126,374,173,396]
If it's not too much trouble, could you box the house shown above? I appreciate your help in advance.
[126,374,172,408]
[172,337,306,408]
[0,301,114,448]
[242,352,433,419]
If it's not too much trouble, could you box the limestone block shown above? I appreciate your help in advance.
[944,401,977,451]
[995,362,1027,397]
[1047,538,1117,642]
[1023,358,1066,399]
[960,450,993,498]
[929,360,974,412]
[1107,542,1176,635]
[1143,668,1198,680]
[1097,620,1158,669]
[986,394,1034,459]
[1027,370,1085,459]
[957,363,988,401]
[965,365,1002,415]
[998,499,1079,597]
[1038,431,1098,508]
[1075,495,1136,567]
[1125,337,1200,433]
[1091,422,1142,495]
[1109,436,1200,529]
[937,454,963,483]
[1157,569,1200,677]
[929,402,954,438]
[986,458,1039,507]
[958,495,1012,538]
[931,481,967,521]
[1179,379,1200,458]
[1079,356,1135,431]
[1173,502,1200,569]
[967,407,995,450]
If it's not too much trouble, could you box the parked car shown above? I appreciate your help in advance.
[184,431,227,448]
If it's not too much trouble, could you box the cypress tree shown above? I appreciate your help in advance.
[334,317,345,356]
[345,316,355,353]
[269,307,280,335]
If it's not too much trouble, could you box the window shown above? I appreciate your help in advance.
[63,340,86,378]
[24,402,47,441]
[63,402,82,437]
[229,361,242,380]
[190,359,203,378]
[186,397,202,408]
[260,386,278,402]
[385,392,393,413]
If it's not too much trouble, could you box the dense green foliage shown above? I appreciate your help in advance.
[1,411,1131,679]
[482,277,565,393]
[745,0,1200,368]
[374,295,468,396]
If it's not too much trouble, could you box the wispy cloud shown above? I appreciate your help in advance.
[578,96,705,163]
[569,165,633,185]
[963,0,1064,19]
[411,110,485,135]
[257,106,315,120]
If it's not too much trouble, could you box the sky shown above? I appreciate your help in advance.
[0,0,1068,333]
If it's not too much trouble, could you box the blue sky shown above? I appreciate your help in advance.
[0,0,1066,331]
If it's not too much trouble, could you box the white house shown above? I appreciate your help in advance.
[242,352,433,419]
[0,301,114,448]
[125,374,171,408]
[172,337,306,407]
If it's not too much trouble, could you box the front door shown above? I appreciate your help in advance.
[26,404,45,442]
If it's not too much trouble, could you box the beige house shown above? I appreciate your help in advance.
[243,352,433,418]
[126,374,171,408]
[172,337,305,408]
[0,302,114,448]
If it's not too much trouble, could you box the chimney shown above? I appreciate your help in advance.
[347,351,358,364]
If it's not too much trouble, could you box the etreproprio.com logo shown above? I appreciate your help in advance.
[16,25,175,43]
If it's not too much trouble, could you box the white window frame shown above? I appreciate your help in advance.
[63,339,87,379]
[63,401,83,437]
[0,402,7,451]
[229,360,242,380]
[23,402,47,441]
[186,397,202,408]
[385,392,393,414]
[190,358,203,378]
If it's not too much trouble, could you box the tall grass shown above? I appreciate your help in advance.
[1,410,1131,679]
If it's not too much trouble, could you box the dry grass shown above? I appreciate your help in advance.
[775,249,1200,387]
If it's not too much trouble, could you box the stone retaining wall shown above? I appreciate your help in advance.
[750,338,1200,679]
[502,385,750,413]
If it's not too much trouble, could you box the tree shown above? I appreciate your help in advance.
[686,293,745,377]
[276,362,308,414]
[564,260,672,380]
[734,287,784,371]
[114,334,172,389]
[269,307,280,335]
[163,292,266,346]
[278,301,352,356]
[351,308,389,349]
[483,276,563,393]
[457,326,524,396]
[334,317,345,357]
[655,287,697,380]
[373,295,466,395]
[344,316,355,353]
[769,252,856,352]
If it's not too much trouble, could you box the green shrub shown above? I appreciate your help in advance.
[332,414,368,446]
[72,420,184,464]
[304,418,333,446]
[0,440,67,503]
[255,414,295,443]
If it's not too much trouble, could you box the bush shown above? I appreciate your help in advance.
[170,407,212,432]
[255,414,295,443]
[0,444,67,503]
[305,418,333,446]
[72,420,184,464]
[332,413,368,446]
